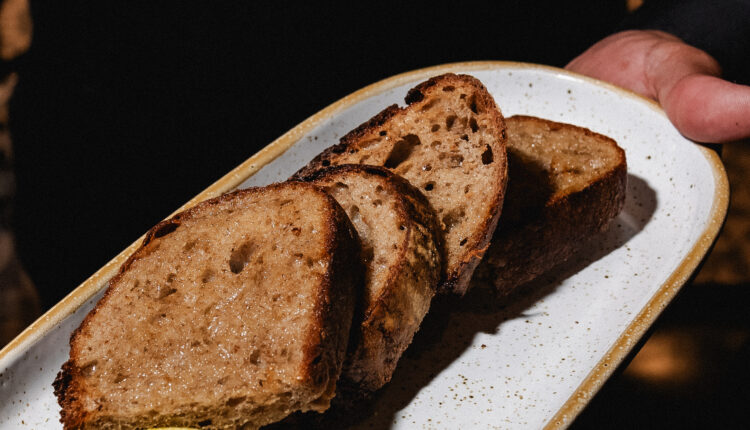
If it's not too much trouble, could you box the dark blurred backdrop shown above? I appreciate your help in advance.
[4,1,749,428]
[9,1,626,309]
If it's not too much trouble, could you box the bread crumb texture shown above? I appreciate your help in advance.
[57,183,359,429]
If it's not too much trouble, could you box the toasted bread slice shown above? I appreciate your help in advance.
[294,73,507,295]
[53,182,363,430]
[477,115,627,294]
[296,164,442,393]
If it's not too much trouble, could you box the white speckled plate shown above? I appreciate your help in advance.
[0,62,728,429]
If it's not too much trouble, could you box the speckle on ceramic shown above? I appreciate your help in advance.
[0,63,728,429]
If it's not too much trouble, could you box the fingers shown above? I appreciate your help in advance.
[566,30,674,99]
[567,30,750,143]
[661,74,750,143]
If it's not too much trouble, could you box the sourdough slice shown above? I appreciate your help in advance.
[53,182,363,430]
[294,73,507,295]
[477,115,627,295]
[295,164,442,393]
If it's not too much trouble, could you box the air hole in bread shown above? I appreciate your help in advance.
[113,373,126,384]
[155,285,177,299]
[469,93,480,114]
[166,273,176,284]
[461,134,469,141]
[422,164,432,171]
[443,85,455,92]
[153,222,179,238]
[321,159,331,167]
[361,245,374,263]
[470,117,479,133]
[442,207,465,233]
[226,396,245,407]
[445,115,457,130]
[249,349,261,365]
[279,199,293,207]
[421,99,438,111]
[481,145,494,165]
[464,184,471,194]
[183,240,196,252]
[229,240,256,274]
[384,134,421,169]
[460,93,467,99]
[311,354,322,365]
[431,124,440,132]
[201,269,214,283]
[431,140,441,148]
[398,224,406,231]
[459,238,468,246]
[424,182,435,191]
[80,360,97,376]
[198,419,212,427]
[379,130,387,136]
[449,154,464,168]
[348,205,360,221]
[359,155,370,163]
[375,185,384,193]
[372,199,382,207]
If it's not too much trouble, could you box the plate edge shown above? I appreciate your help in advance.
[0,61,728,427]
[0,60,520,365]
[543,145,729,429]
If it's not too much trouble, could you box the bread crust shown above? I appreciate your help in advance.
[54,182,364,429]
[293,73,507,296]
[477,115,627,294]
[295,164,443,393]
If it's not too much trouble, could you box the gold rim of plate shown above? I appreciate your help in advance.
[0,61,730,429]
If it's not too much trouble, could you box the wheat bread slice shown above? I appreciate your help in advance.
[293,73,507,295]
[295,164,442,394]
[476,115,627,295]
[53,182,363,430]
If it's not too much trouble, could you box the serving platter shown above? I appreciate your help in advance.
[0,62,728,429]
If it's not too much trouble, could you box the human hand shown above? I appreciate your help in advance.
[566,30,750,143]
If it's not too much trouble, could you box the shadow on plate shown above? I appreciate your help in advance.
[319,173,656,429]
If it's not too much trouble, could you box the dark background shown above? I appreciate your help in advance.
[7,1,750,428]
[9,1,626,309]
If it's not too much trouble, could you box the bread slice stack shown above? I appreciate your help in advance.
[54,74,628,428]
[54,183,363,430]
[477,115,627,294]
[294,73,508,296]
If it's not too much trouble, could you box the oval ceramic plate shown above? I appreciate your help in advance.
[0,62,728,429]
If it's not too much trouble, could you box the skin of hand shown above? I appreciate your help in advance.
[566,30,750,143]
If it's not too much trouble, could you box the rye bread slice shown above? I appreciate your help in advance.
[293,73,508,295]
[295,164,442,394]
[53,182,363,430]
[477,115,627,295]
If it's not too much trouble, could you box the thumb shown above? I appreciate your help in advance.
[567,30,750,143]
[658,73,750,143]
